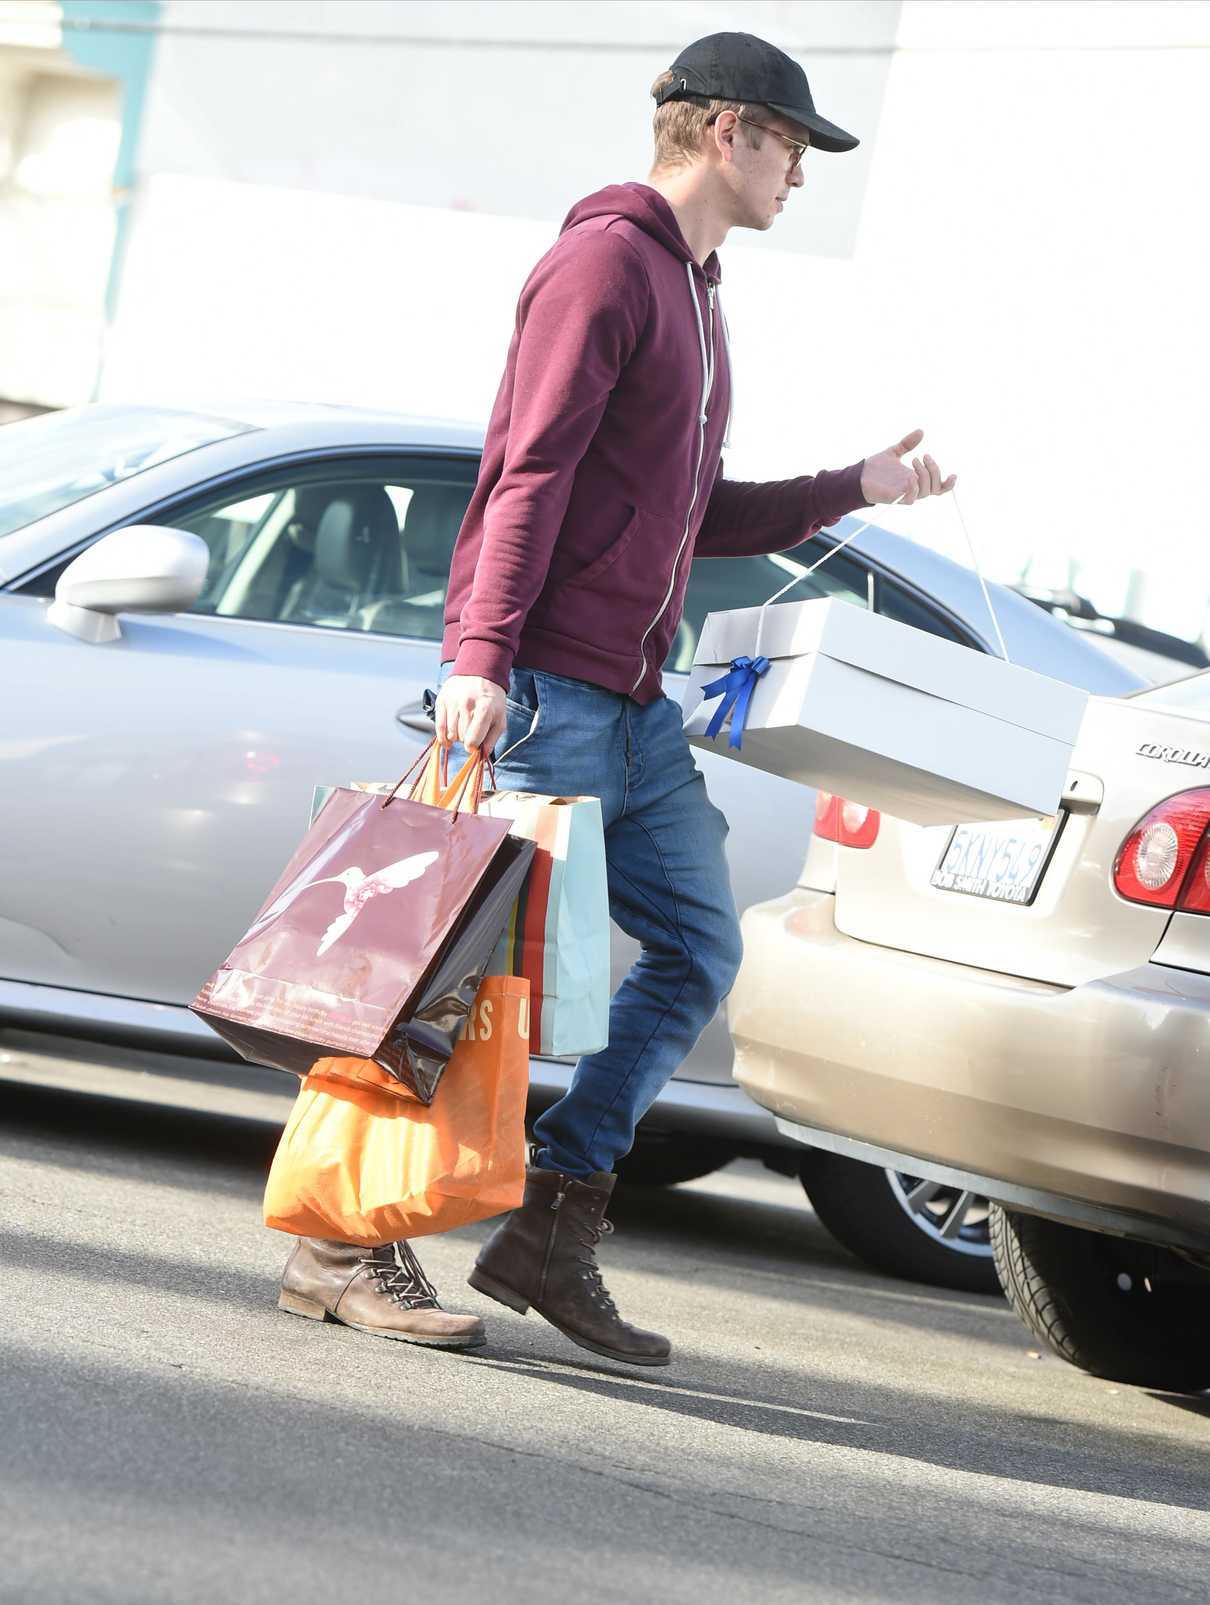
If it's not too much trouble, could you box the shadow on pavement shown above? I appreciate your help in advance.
[1146,1391,1210,1422]
[7,1075,1210,1600]
[0,1077,1009,1345]
[0,1079,282,1184]
[1,1334,1207,1605]
[464,1347,1210,1515]
[3,1206,1207,1522]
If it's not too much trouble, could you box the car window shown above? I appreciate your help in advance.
[1130,667,1210,711]
[187,460,475,638]
[669,543,870,674]
[22,456,476,643]
[873,573,970,645]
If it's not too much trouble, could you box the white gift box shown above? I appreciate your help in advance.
[682,598,1089,826]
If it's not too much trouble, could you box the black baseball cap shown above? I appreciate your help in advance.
[654,31,859,154]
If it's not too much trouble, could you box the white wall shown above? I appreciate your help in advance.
[728,1,1210,635]
[101,0,1210,639]
[0,55,119,404]
[135,0,894,258]
[101,172,552,425]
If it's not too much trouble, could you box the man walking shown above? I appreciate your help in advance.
[280,31,955,1363]
[445,31,956,1365]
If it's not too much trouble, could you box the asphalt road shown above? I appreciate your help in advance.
[3,1041,1210,1605]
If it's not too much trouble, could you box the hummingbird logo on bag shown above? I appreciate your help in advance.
[240,850,442,955]
[286,853,440,955]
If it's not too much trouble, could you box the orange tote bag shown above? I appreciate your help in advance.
[263,976,530,1245]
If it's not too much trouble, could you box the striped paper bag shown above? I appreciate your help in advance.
[478,791,609,1059]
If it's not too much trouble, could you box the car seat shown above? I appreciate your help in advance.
[279,486,405,627]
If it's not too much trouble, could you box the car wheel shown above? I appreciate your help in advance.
[800,1150,1001,1294]
[990,1205,1210,1390]
[615,1132,733,1188]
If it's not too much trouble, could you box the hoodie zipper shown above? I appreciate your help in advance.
[719,300,733,449]
[629,264,717,696]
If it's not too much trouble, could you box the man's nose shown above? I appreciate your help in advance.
[789,161,806,190]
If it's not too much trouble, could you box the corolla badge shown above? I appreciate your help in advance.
[303,853,440,956]
[1137,742,1210,768]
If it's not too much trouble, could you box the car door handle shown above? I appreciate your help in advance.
[396,694,436,734]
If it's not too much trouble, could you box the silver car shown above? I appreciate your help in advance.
[0,402,1145,1290]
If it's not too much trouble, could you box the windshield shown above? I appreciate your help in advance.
[1131,669,1210,712]
[0,405,253,538]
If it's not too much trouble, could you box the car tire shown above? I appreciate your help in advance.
[800,1151,1001,1294]
[990,1205,1210,1390]
[615,1133,733,1188]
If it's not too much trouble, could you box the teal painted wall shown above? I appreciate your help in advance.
[61,0,160,379]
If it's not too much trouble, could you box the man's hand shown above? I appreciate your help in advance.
[860,429,957,506]
[435,674,508,755]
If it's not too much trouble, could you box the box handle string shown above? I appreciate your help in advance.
[752,488,1011,665]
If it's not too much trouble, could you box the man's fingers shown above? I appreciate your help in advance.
[873,440,955,503]
[447,697,470,747]
[890,428,924,459]
[462,699,500,754]
[433,691,451,746]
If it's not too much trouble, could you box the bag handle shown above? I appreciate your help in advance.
[381,740,437,808]
[427,744,498,813]
[441,748,497,815]
[752,489,1011,664]
[379,740,496,817]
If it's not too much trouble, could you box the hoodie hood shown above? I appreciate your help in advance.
[560,182,722,284]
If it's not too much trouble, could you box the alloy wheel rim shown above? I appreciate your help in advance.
[886,1171,994,1258]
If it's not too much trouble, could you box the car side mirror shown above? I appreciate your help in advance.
[47,525,209,644]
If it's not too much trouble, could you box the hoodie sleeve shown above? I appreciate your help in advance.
[693,458,871,559]
[453,229,650,689]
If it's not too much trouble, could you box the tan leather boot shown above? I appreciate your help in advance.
[468,1166,670,1366]
[279,1237,485,1348]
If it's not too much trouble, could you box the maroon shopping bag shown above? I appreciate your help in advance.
[191,750,534,1103]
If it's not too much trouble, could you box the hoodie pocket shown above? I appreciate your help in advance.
[566,505,643,589]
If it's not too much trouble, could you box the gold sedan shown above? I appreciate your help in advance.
[730,671,1210,1392]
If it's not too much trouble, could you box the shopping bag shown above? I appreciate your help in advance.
[192,747,535,1102]
[262,976,530,1244]
[478,792,609,1057]
[682,596,1088,825]
[311,779,610,1059]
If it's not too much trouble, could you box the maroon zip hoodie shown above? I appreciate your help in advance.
[443,182,869,704]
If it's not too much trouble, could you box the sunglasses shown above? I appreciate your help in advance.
[734,114,809,173]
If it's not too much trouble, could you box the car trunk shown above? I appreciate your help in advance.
[830,696,1210,987]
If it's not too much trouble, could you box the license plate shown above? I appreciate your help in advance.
[931,815,1065,906]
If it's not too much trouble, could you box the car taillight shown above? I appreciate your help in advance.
[1113,787,1210,910]
[814,789,881,849]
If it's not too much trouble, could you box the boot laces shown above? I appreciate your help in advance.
[360,1241,440,1310]
[575,1216,617,1313]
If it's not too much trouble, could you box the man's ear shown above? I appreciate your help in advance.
[711,109,739,166]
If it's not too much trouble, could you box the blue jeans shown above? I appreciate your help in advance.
[438,664,743,1179]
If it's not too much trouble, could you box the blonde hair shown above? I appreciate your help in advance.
[649,69,764,169]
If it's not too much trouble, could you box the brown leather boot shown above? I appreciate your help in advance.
[279,1237,485,1348]
[468,1166,670,1366]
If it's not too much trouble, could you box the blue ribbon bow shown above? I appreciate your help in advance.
[701,654,771,751]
